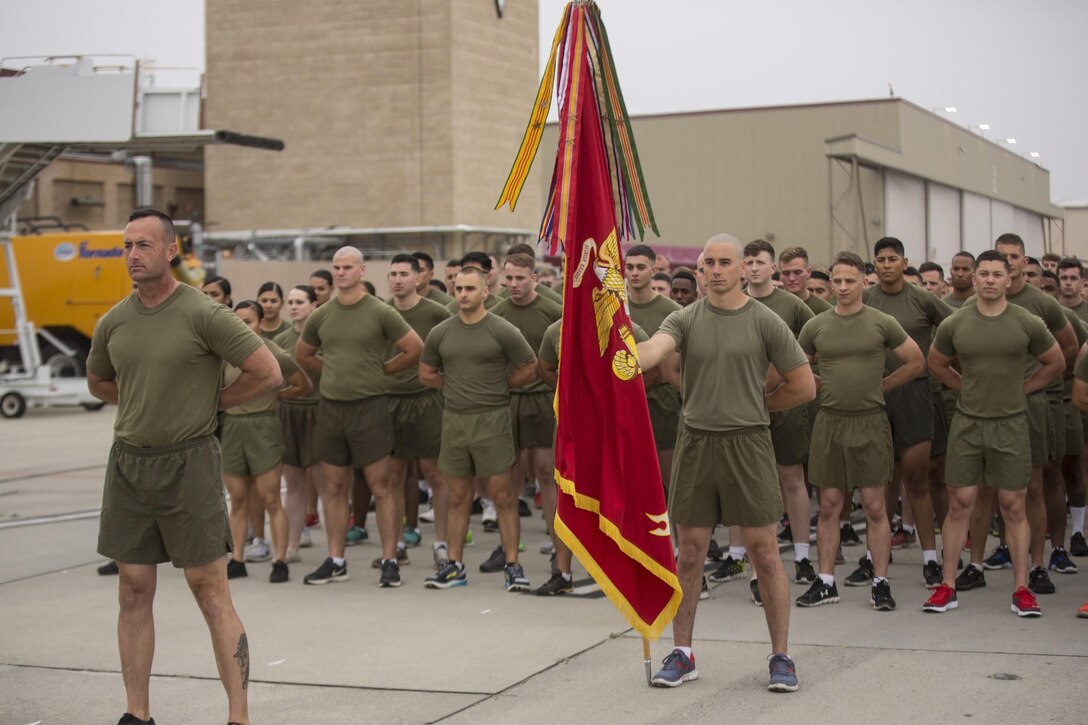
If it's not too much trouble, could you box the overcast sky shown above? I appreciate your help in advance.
[2,0,1085,202]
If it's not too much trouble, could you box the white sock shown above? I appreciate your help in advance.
[794,543,810,560]
[1071,506,1085,535]
[674,646,693,658]
[729,546,746,560]
[872,576,887,585]
[902,523,916,534]
[922,549,937,564]
[433,540,447,550]
[396,542,406,552]
[819,573,835,586]
[865,550,873,562]
[560,571,572,581]
[332,556,345,566]
[968,562,983,572]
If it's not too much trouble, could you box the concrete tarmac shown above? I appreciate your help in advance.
[1,407,1086,724]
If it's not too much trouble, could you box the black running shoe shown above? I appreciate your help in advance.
[982,545,1012,570]
[470,498,484,515]
[379,559,402,587]
[794,558,816,585]
[706,538,724,562]
[1049,546,1078,574]
[482,519,499,533]
[98,560,119,576]
[700,574,710,600]
[708,555,748,582]
[269,560,288,584]
[750,578,763,607]
[955,563,986,591]
[778,526,793,543]
[424,561,467,589]
[504,562,530,592]
[840,522,862,547]
[480,546,506,573]
[227,560,247,580]
[870,580,896,611]
[923,561,943,589]
[117,714,156,725]
[1029,566,1056,595]
[1070,532,1088,557]
[518,498,532,517]
[796,579,840,607]
[303,557,348,585]
[844,555,874,587]
[533,571,573,596]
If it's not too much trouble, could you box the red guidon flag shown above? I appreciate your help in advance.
[505,3,680,640]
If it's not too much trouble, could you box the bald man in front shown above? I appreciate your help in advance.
[296,247,424,588]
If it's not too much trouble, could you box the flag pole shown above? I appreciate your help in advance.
[642,637,652,686]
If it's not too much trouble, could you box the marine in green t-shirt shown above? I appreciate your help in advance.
[491,293,562,393]
[863,269,953,376]
[386,296,451,396]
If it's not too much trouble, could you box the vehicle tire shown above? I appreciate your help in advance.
[1,392,27,419]
[46,353,82,378]
[81,402,106,412]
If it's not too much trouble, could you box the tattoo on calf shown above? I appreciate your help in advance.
[234,632,249,690]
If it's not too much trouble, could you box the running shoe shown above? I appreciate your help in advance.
[533,571,573,596]
[708,555,748,582]
[97,560,119,576]
[1070,532,1088,557]
[480,546,506,573]
[955,564,986,591]
[835,544,845,564]
[810,513,819,532]
[227,560,248,580]
[433,543,449,569]
[890,526,916,549]
[844,555,874,587]
[379,559,402,588]
[706,538,724,562]
[1077,601,1088,618]
[303,557,348,585]
[777,526,793,543]
[796,579,839,607]
[540,541,556,555]
[518,498,532,517]
[504,562,530,592]
[481,501,498,532]
[470,498,484,515]
[750,578,763,607]
[650,649,698,687]
[840,522,862,547]
[518,538,526,553]
[284,548,301,564]
[305,512,320,528]
[244,538,271,562]
[922,583,957,613]
[299,527,312,548]
[371,548,410,568]
[794,558,816,585]
[923,561,944,589]
[870,580,896,611]
[117,714,156,725]
[700,575,710,600]
[534,490,543,509]
[1029,566,1056,594]
[983,545,1012,570]
[269,560,289,584]
[1049,546,1077,574]
[1011,586,1041,617]
[767,653,799,692]
[345,526,368,546]
[403,528,422,548]
[464,529,475,546]
[419,507,436,523]
[425,562,467,589]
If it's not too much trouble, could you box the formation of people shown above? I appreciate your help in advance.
[90,209,1088,722]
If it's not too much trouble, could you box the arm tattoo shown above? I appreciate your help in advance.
[233,632,249,690]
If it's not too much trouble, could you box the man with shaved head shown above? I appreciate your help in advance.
[639,233,814,692]
[296,247,425,588]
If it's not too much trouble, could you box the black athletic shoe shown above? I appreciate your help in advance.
[117,714,156,725]
[777,526,793,543]
[982,545,1012,570]
[269,560,288,584]
[1029,566,1056,595]
[1049,546,1078,574]
[379,559,402,587]
[533,571,573,596]
[480,546,506,573]
[470,498,484,515]
[708,555,748,582]
[226,560,247,580]
[303,557,348,585]
[706,538,724,562]
[840,522,862,547]
[518,498,532,517]
[794,558,816,585]
[98,560,119,576]
[750,578,763,607]
[482,519,500,533]
[796,579,840,607]
[810,513,819,532]
[955,563,986,591]
[504,562,530,592]
[870,580,896,611]
[844,556,874,587]
[923,561,943,589]
[1070,532,1088,557]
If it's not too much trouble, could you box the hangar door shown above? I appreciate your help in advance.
[884,171,926,262]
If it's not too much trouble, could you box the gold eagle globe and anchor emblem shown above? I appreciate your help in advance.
[572,230,641,381]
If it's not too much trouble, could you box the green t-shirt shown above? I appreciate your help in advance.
[658,297,808,432]
[942,293,970,310]
[421,313,536,413]
[537,319,647,383]
[425,287,453,306]
[300,293,412,401]
[224,339,300,415]
[274,325,321,403]
[259,319,290,341]
[1061,307,1088,399]
[630,293,681,335]
[491,294,563,393]
[87,284,263,447]
[863,282,954,377]
[933,303,1055,418]
[798,306,908,414]
[751,287,814,337]
[386,297,451,395]
[498,282,563,306]
[802,293,833,316]
[1074,347,1088,385]
[1065,298,1088,325]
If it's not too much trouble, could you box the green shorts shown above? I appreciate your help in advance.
[931,389,950,458]
[221,412,283,477]
[98,435,231,568]
[389,390,443,460]
[668,425,782,529]
[439,407,515,478]
[1047,391,1065,461]
[770,405,809,466]
[279,400,318,468]
[808,409,892,492]
[315,396,393,468]
[646,384,680,451]
[1065,399,1083,457]
[510,391,556,450]
[945,412,1031,490]
[941,388,959,430]
[1025,391,1051,468]
[884,377,933,451]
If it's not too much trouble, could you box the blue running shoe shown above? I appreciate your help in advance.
[982,545,1012,570]
[768,653,799,692]
[425,562,467,589]
[651,649,698,687]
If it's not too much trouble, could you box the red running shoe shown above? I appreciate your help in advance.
[923,583,958,613]
[1011,587,1041,618]
[305,513,320,529]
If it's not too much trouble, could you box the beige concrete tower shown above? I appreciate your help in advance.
[204,0,542,238]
